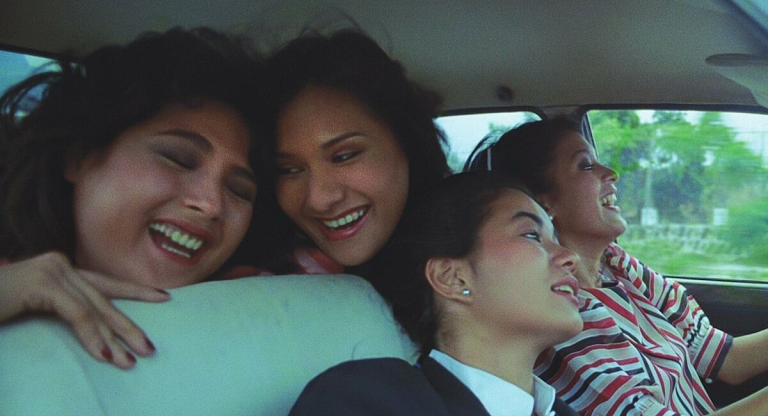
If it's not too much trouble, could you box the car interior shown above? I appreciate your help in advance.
[1,0,767,415]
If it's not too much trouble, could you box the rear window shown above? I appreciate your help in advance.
[0,49,55,98]
[437,111,541,172]
[589,109,768,282]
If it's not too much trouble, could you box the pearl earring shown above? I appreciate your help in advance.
[461,288,471,297]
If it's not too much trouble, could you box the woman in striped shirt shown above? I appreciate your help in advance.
[467,118,768,415]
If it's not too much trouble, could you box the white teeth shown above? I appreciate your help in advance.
[601,194,617,206]
[322,208,367,230]
[161,243,191,258]
[553,285,574,295]
[149,222,205,252]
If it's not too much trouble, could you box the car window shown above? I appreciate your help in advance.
[588,109,768,282]
[437,111,541,173]
[0,49,55,98]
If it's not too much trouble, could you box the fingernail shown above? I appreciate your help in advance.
[126,352,136,363]
[101,347,113,362]
[155,289,170,296]
[145,338,156,352]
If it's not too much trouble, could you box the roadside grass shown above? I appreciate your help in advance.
[617,239,768,282]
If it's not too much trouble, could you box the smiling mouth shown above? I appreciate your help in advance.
[321,207,369,231]
[551,278,579,306]
[149,222,206,259]
[552,284,575,295]
[601,193,617,208]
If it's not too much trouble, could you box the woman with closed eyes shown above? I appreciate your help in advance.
[0,27,271,369]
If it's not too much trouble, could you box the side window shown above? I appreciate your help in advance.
[588,109,768,282]
[437,111,541,173]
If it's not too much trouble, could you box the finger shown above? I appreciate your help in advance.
[71,273,157,357]
[79,270,170,302]
[94,322,137,370]
[44,278,120,366]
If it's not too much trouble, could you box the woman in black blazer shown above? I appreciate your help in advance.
[290,172,582,416]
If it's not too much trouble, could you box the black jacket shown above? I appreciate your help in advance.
[289,357,579,415]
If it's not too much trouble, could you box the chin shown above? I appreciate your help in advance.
[555,315,584,343]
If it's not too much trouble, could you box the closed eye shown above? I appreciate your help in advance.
[160,150,196,169]
[227,182,257,203]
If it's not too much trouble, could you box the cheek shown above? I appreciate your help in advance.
[276,179,303,219]
[371,153,409,209]
[226,206,253,247]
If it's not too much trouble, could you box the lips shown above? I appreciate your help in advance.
[148,220,212,265]
[551,276,579,307]
[316,206,370,242]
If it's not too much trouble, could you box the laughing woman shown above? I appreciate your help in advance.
[469,118,768,415]
[290,172,581,416]
[0,28,267,369]
[263,29,450,275]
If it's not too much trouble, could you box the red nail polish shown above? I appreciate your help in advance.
[126,352,136,363]
[145,338,156,352]
[101,347,113,362]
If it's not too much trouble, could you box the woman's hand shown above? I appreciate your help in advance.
[0,252,170,369]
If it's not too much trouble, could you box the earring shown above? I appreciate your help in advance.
[461,288,471,297]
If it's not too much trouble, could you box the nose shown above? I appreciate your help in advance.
[551,242,579,274]
[305,168,344,213]
[600,163,619,183]
[183,175,223,219]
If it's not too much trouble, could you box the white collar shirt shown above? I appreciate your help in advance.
[429,349,556,416]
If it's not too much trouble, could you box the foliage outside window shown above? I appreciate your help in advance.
[590,109,768,281]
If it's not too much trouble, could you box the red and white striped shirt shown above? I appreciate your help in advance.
[535,243,732,416]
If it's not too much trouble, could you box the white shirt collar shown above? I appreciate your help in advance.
[429,349,556,416]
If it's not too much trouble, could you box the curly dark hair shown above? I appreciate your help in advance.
[0,27,268,263]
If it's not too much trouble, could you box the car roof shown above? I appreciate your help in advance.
[1,0,767,111]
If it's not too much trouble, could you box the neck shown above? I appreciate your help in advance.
[558,233,611,289]
[439,328,541,395]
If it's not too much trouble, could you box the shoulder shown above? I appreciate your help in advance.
[291,358,450,416]
[315,357,420,379]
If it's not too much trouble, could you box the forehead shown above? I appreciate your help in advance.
[488,189,547,221]
[148,102,250,145]
[275,85,390,150]
[553,131,594,160]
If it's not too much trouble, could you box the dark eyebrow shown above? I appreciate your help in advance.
[159,129,212,151]
[571,149,590,160]
[511,211,544,227]
[321,131,364,150]
[160,129,257,183]
[274,131,364,158]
